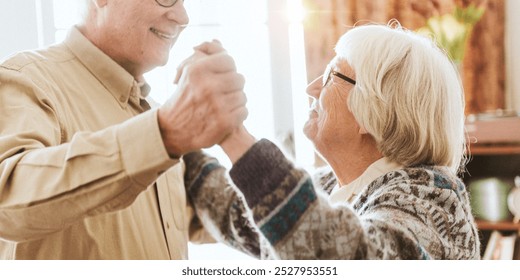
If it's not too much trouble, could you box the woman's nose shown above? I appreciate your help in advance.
[306,76,323,99]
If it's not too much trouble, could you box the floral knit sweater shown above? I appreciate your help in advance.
[183,139,481,259]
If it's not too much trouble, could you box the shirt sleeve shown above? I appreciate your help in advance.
[0,67,177,242]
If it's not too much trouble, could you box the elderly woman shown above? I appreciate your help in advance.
[184,23,480,259]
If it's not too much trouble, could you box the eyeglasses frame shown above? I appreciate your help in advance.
[155,0,181,8]
[323,69,356,88]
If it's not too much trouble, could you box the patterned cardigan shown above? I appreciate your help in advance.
[183,139,481,259]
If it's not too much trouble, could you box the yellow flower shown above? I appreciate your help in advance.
[416,4,485,63]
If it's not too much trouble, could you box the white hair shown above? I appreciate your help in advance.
[335,22,466,173]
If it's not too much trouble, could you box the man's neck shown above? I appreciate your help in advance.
[77,23,145,80]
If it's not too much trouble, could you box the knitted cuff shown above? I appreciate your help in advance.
[229,139,297,208]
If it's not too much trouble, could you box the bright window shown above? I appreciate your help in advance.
[145,0,275,172]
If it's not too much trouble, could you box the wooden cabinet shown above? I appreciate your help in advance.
[476,220,520,231]
[464,115,520,258]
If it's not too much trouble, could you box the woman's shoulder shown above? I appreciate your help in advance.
[364,165,467,200]
[354,165,473,225]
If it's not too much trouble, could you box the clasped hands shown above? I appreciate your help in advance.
[158,40,253,159]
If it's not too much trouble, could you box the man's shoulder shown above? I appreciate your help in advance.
[1,43,74,72]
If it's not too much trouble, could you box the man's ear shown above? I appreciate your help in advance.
[93,0,108,8]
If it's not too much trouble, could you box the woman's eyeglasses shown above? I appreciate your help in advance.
[323,68,356,88]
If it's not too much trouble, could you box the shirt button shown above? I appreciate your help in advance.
[166,222,170,229]
[119,95,126,103]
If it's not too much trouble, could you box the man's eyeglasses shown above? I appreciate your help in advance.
[323,67,356,88]
[155,0,182,8]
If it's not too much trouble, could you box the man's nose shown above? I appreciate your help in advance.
[166,1,189,26]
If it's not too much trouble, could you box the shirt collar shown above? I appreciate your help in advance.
[329,157,403,204]
[64,26,150,108]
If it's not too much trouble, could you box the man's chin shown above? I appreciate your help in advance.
[151,56,170,69]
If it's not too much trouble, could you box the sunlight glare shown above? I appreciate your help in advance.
[286,0,306,24]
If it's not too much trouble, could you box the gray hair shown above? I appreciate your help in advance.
[335,22,466,173]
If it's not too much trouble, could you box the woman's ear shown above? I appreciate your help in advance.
[358,124,368,135]
[351,110,368,135]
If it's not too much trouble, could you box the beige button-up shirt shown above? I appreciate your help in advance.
[0,27,196,259]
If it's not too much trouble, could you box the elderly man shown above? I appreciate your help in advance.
[0,0,251,259]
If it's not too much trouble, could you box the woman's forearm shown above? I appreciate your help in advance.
[219,126,256,164]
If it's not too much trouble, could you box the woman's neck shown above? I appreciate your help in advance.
[322,138,382,186]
